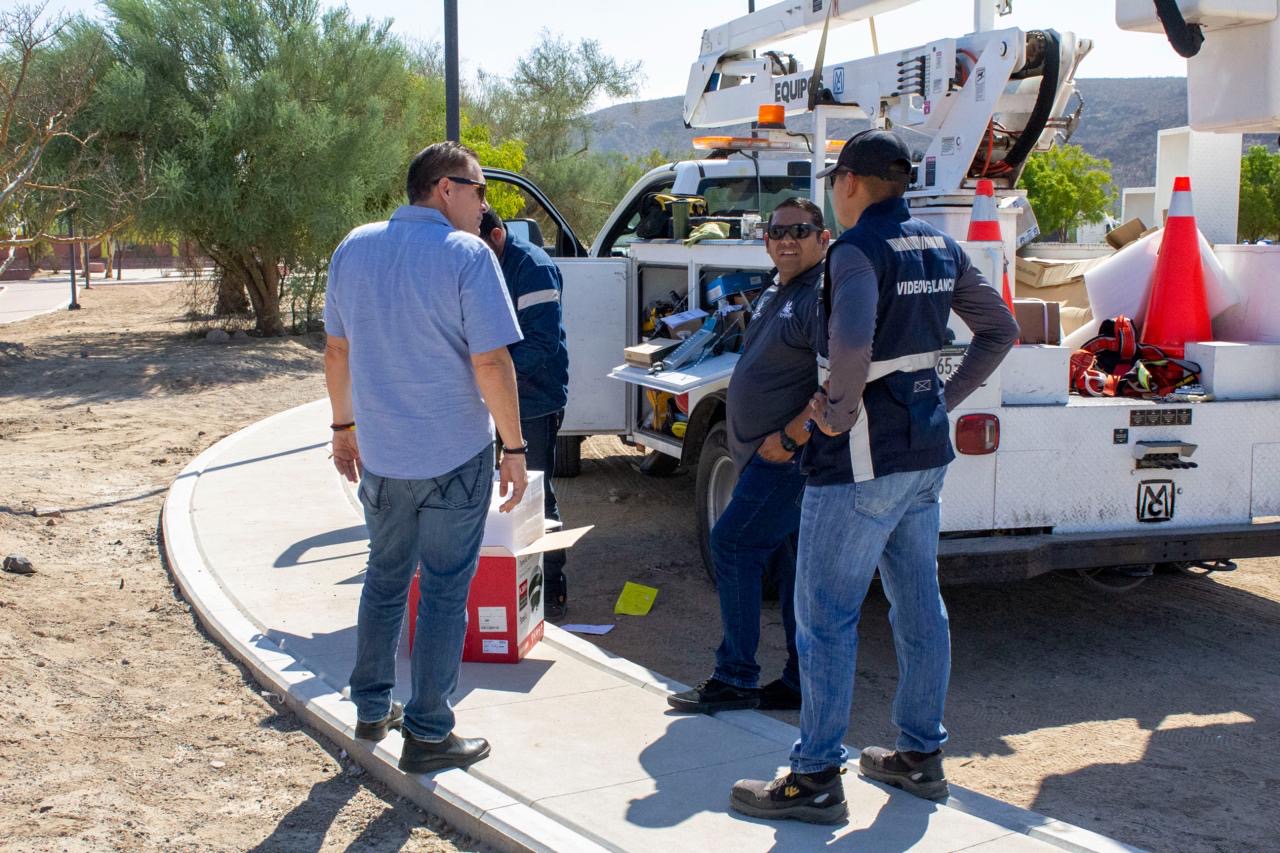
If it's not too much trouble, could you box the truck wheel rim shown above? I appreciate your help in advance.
[707,455,737,528]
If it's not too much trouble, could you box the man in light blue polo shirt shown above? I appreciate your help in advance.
[323,140,526,774]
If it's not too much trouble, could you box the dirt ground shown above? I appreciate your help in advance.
[2,282,1278,852]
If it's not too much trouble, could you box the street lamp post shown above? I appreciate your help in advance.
[444,0,459,142]
[67,211,80,311]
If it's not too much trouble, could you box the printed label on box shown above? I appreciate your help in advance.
[482,639,509,655]
[478,606,507,633]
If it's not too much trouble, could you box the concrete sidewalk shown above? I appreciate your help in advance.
[0,278,78,324]
[162,400,1140,853]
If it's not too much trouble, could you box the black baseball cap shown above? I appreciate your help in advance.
[816,129,914,181]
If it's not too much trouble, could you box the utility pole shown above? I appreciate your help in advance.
[444,0,460,142]
[67,212,80,310]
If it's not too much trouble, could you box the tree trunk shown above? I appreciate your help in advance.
[242,254,284,336]
[214,276,250,316]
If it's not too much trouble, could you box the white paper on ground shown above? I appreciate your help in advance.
[560,624,615,635]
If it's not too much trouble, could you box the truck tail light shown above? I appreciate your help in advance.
[956,413,1000,455]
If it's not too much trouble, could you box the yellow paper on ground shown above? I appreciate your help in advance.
[614,581,658,616]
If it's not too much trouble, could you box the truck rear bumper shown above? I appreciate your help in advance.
[938,521,1280,584]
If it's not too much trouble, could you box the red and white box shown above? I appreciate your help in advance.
[408,471,590,664]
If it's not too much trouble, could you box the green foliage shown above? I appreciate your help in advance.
[478,31,641,164]
[1018,144,1116,241]
[463,123,525,220]
[473,31,652,241]
[1239,145,1280,242]
[99,0,424,333]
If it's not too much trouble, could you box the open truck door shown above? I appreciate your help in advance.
[482,169,631,460]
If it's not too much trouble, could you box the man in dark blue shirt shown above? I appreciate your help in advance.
[480,210,571,618]
[668,198,828,716]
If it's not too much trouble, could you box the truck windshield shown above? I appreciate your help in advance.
[698,176,809,216]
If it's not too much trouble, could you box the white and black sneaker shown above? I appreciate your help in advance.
[730,767,848,824]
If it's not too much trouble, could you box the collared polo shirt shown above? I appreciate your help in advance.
[324,204,522,480]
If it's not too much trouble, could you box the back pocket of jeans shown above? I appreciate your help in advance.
[423,451,490,510]
[358,474,385,514]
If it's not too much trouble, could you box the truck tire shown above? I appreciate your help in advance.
[554,435,582,478]
[695,421,737,583]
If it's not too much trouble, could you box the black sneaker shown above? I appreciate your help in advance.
[757,679,802,711]
[730,767,848,824]
[859,746,949,801]
[354,701,403,741]
[667,678,760,714]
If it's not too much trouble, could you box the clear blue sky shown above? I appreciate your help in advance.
[55,0,1187,106]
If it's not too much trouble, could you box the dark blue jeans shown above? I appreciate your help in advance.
[522,410,566,594]
[349,444,493,740]
[711,454,805,692]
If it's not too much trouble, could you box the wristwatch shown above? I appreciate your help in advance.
[778,429,800,454]
[503,441,530,456]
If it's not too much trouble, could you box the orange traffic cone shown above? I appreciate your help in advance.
[1141,176,1212,358]
[968,179,1017,318]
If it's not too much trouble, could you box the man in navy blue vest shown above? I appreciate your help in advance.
[480,210,572,619]
[731,131,1018,824]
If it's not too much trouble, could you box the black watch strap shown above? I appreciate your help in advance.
[502,441,529,455]
[778,429,800,454]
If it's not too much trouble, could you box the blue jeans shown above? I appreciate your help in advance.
[711,455,804,691]
[790,465,950,774]
[349,444,494,741]
[522,410,565,591]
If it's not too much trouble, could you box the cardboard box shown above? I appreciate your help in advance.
[704,271,768,305]
[624,338,681,367]
[407,471,592,664]
[1014,256,1105,311]
[656,308,709,339]
[1013,299,1062,345]
[1105,217,1147,250]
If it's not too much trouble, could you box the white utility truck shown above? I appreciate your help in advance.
[483,0,1280,588]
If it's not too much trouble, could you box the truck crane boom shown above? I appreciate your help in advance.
[683,1,1091,196]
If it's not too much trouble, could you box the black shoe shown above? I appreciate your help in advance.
[398,730,491,774]
[354,701,403,741]
[859,746,949,801]
[757,679,802,711]
[730,768,848,824]
[667,678,760,714]
[544,574,567,623]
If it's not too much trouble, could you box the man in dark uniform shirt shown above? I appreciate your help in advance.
[668,198,829,715]
[731,131,1018,824]
[480,210,572,619]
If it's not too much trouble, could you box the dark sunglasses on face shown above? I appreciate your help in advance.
[442,175,487,201]
[826,168,851,188]
[767,222,820,240]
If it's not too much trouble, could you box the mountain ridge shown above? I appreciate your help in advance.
[587,77,1276,196]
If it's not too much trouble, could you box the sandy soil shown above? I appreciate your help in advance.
[0,284,467,852]
[2,283,1277,852]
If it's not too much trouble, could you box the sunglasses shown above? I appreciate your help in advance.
[825,168,852,188]
[767,222,821,240]
[442,175,487,201]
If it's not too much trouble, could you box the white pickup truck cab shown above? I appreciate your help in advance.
[483,155,1280,589]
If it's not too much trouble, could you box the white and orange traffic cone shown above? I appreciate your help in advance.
[968,179,1017,324]
[1142,176,1211,358]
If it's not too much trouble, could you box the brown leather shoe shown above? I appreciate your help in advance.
[398,731,491,774]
